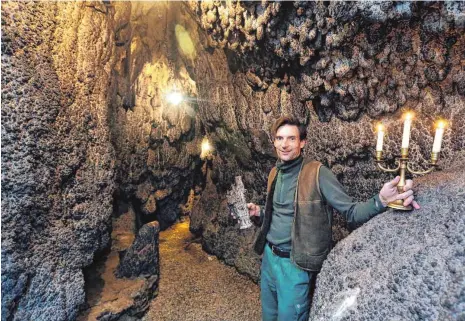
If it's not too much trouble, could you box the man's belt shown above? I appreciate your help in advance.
[268,242,290,258]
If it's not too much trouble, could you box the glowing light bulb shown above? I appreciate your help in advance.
[166,92,183,105]
[201,138,213,159]
[202,140,211,152]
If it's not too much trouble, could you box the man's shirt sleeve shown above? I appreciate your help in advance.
[318,166,387,226]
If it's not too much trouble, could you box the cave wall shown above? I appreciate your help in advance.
[310,164,465,321]
[2,1,465,320]
[1,1,235,319]
[108,1,211,230]
[2,2,119,320]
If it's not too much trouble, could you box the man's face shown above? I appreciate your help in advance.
[274,124,306,162]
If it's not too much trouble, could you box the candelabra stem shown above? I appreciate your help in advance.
[387,156,413,211]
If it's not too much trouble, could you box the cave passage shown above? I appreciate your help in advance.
[145,219,261,321]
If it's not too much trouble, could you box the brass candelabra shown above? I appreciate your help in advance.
[374,113,446,211]
[375,149,439,210]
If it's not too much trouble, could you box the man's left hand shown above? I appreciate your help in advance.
[379,176,421,209]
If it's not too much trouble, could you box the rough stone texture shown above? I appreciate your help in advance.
[227,176,253,230]
[310,165,465,321]
[190,172,262,282]
[3,1,465,320]
[78,202,159,321]
[108,1,210,230]
[116,221,160,278]
[2,2,118,320]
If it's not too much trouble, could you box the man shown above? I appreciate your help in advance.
[247,116,420,321]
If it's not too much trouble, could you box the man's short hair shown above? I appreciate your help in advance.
[271,115,307,140]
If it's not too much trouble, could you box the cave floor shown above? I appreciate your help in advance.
[144,218,261,321]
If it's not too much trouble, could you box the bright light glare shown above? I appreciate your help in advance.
[377,123,384,132]
[201,138,212,160]
[404,112,414,120]
[166,92,183,105]
[436,120,446,129]
[202,140,211,153]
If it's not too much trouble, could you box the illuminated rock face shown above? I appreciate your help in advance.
[2,2,118,320]
[108,1,210,230]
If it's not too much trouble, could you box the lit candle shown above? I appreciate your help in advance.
[401,112,413,149]
[376,123,384,151]
[432,120,446,153]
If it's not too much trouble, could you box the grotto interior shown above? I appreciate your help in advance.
[1,1,465,321]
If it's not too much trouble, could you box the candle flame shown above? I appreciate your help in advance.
[377,123,384,132]
[404,112,414,120]
[436,120,446,129]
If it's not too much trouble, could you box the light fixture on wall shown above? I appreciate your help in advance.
[200,137,213,160]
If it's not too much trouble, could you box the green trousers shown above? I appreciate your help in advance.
[260,244,313,321]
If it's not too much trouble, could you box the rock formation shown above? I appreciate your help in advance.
[1,1,209,319]
[310,165,465,321]
[116,221,160,278]
[2,1,464,320]
[2,2,118,320]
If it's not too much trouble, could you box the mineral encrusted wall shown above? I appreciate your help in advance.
[108,1,209,230]
[190,1,465,195]
[310,165,465,321]
[2,1,465,320]
[2,2,118,320]
[2,1,234,319]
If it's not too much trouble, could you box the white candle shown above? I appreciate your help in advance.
[432,121,446,153]
[401,113,413,149]
[376,124,384,151]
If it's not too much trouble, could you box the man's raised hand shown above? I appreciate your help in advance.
[379,176,420,209]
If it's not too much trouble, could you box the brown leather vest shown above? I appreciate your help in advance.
[253,159,332,272]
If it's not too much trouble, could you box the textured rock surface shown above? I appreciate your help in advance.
[108,1,211,230]
[2,1,236,319]
[310,165,465,321]
[116,221,160,278]
[190,172,262,282]
[227,176,253,230]
[2,1,465,320]
[78,203,159,321]
[2,2,118,320]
